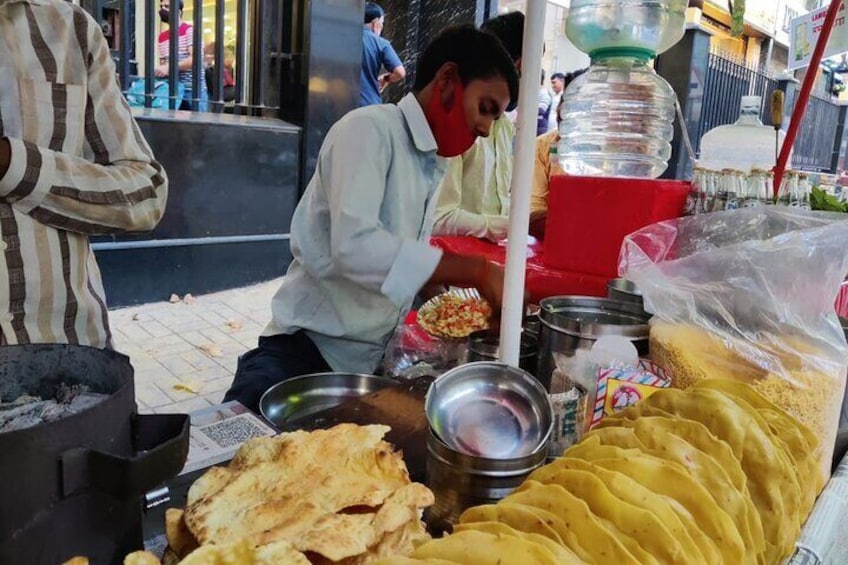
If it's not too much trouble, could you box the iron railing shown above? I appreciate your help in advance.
[697,49,845,173]
[85,0,276,115]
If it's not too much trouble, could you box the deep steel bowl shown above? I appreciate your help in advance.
[425,362,553,459]
[259,373,396,428]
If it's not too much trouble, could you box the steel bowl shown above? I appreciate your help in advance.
[259,373,396,428]
[425,362,553,459]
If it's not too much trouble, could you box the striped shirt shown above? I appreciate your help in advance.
[158,23,195,93]
[0,0,168,347]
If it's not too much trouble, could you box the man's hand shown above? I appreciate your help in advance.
[475,260,505,314]
[0,138,11,179]
[154,64,169,77]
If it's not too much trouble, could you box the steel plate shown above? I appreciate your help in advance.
[259,373,397,428]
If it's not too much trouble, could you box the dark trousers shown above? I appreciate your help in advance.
[223,332,332,414]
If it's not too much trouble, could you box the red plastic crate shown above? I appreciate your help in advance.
[543,175,689,278]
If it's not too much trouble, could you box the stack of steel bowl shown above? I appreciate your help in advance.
[423,362,553,532]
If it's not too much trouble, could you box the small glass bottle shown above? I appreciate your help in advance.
[702,169,719,213]
[778,170,799,207]
[745,169,770,207]
[798,173,812,210]
[688,167,707,215]
[721,169,745,211]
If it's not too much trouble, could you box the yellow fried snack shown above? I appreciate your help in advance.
[566,442,746,564]
[529,457,710,564]
[632,387,802,561]
[123,552,161,565]
[410,528,576,565]
[178,539,310,565]
[183,424,433,562]
[694,378,822,505]
[459,502,594,563]
[451,521,583,562]
[457,503,563,546]
[650,321,844,482]
[540,467,688,565]
[62,559,89,565]
[371,559,459,565]
[165,508,199,559]
[506,480,642,564]
[587,421,764,564]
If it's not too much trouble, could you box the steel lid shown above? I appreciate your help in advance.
[425,362,552,460]
[539,295,650,340]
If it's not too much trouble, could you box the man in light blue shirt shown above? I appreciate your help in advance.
[225,25,520,411]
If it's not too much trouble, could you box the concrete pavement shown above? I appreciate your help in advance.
[109,278,282,414]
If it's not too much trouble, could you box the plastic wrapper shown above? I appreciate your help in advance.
[381,314,465,380]
[620,207,848,481]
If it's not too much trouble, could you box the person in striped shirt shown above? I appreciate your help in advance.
[0,0,168,347]
[156,0,206,110]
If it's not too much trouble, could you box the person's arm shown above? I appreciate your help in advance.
[530,134,551,221]
[379,42,406,90]
[317,112,501,310]
[431,151,509,241]
[0,9,167,235]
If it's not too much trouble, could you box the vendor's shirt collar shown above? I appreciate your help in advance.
[398,93,438,154]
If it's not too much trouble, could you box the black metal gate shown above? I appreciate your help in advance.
[698,50,845,172]
[695,51,779,154]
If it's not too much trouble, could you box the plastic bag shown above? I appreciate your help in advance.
[620,207,848,480]
[125,79,185,109]
[381,312,464,379]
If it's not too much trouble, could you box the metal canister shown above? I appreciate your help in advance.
[524,304,542,338]
[467,330,538,376]
[606,279,644,309]
[423,427,548,534]
[536,296,650,392]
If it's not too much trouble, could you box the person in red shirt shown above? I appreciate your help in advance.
[156,0,206,109]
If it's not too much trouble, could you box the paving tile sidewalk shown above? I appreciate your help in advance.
[109,278,283,414]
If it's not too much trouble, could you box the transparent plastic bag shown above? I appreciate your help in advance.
[381,320,464,380]
[620,207,848,480]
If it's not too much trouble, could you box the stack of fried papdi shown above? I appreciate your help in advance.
[165,424,432,564]
[378,380,820,565]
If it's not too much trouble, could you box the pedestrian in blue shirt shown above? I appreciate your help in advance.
[225,24,520,412]
[360,2,405,107]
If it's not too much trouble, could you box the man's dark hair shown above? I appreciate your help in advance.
[551,72,566,82]
[564,68,588,90]
[481,11,525,63]
[364,2,384,24]
[413,24,520,111]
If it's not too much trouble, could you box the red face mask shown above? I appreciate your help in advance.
[428,82,475,157]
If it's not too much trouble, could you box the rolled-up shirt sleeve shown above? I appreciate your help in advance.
[321,113,442,307]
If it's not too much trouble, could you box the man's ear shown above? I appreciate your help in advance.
[434,62,460,108]
[515,57,522,76]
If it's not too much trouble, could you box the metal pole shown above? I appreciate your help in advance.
[119,0,132,91]
[191,0,202,111]
[144,0,155,107]
[499,0,546,367]
[252,0,267,110]
[235,0,249,111]
[213,0,225,112]
[168,0,180,109]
